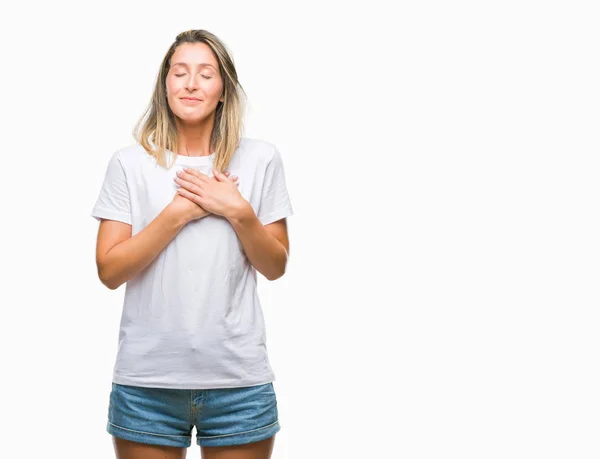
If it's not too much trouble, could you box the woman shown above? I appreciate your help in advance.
[91,29,293,459]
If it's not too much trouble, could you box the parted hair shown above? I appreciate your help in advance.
[133,29,246,171]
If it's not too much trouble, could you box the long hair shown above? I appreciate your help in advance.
[133,29,246,171]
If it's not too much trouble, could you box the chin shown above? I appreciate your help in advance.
[177,115,210,125]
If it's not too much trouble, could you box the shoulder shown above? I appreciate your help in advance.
[238,137,280,164]
[110,143,155,169]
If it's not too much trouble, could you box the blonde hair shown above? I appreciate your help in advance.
[133,29,246,171]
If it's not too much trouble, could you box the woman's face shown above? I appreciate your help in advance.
[165,42,224,125]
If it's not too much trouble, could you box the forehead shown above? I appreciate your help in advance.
[170,43,219,69]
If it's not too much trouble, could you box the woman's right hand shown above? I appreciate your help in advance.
[170,192,210,222]
[170,171,239,223]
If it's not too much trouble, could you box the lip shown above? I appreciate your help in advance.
[181,97,202,102]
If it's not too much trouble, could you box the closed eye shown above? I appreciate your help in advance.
[175,74,212,79]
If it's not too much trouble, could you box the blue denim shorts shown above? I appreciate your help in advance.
[106,381,280,448]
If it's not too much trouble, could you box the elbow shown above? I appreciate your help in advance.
[102,279,121,290]
[97,265,121,290]
[266,266,287,282]
[99,275,120,290]
[264,242,289,281]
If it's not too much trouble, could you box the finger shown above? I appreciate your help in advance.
[212,168,227,182]
[176,169,200,183]
[224,171,231,177]
[182,168,210,183]
[174,176,205,196]
[176,170,208,190]
[177,187,204,205]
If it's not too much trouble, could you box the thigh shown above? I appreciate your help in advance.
[194,382,280,449]
[200,436,275,459]
[113,436,187,459]
[107,382,193,449]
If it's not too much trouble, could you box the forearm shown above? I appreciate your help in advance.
[227,202,288,281]
[99,205,188,289]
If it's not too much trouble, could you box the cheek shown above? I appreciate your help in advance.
[207,81,224,99]
[166,81,178,96]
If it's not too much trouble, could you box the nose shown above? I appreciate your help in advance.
[185,74,201,92]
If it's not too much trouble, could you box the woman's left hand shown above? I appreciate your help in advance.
[174,168,246,219]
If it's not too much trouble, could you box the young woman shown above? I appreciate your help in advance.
[91,29,293,459]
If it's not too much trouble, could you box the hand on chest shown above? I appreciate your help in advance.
[135,163,251,222]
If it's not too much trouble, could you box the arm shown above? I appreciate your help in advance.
[96,187,211,290]
[92,150,224,290]
[227,202,290,281]
[96,205,189,290]
[174,151,293,281]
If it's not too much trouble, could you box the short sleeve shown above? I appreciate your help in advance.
[257,146,294,226]
[90,151,132,225]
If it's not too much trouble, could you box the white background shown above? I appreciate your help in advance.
[1,1,598,458]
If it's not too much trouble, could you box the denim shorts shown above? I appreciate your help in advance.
[106,381,280,448]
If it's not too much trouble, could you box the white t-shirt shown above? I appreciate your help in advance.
[91,137,293,389]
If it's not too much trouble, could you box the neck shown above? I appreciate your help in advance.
[175,113,215,156]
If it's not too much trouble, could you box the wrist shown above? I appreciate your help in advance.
[166,202,191,227]
[226,200,253,225]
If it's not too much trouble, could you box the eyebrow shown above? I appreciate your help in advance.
[171,62,217,70]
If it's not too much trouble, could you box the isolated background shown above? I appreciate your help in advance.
[1,1,599,458]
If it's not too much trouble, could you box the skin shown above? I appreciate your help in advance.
[165,42,224,157]
[96,170,237,290]
[108,43,283,459]
[113,436,275,459]
[176,167,290,281]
